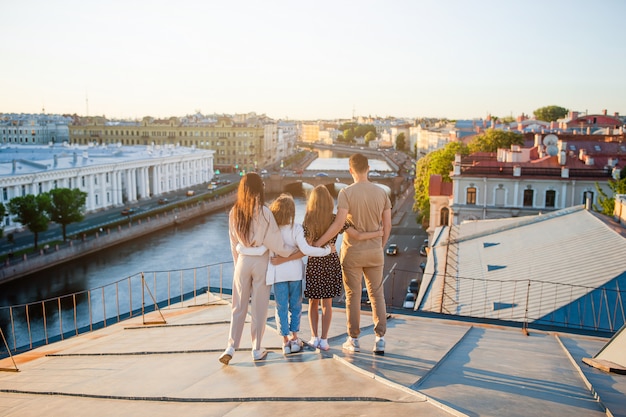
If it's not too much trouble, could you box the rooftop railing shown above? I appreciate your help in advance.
[0,261,235,361]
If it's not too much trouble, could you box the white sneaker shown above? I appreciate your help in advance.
[219,346,235,365]
[319,339,330,351]
[252,349,268,361]
[290,339,302,353]
[373,337,385,355]
[342,337,360,352]
[282,343,291,355]
[307,337,320,349]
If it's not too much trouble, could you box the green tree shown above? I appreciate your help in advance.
[396,132,406,150]
[365,131,376,144]
[594,172,626,216]
[533,105,569,122]
[413,141,469,226]
[49,188,88,241]
[343,128,355,143]
[468,130,523,153]
[8,193,51,250]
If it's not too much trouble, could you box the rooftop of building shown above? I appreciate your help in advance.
[419,206,626,335]
[1,291,624,417]
[0,144,213,176]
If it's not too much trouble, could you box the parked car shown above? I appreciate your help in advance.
[385,243,398,256]
[120,207,136,216]
[368,171,381,177]
[315,172,329,177]
[158,198,169,205]
[419,261,426,272]
[186,190,195,196]
[361,287,370,304]
[407,278,420,294]
[403,292,416,309]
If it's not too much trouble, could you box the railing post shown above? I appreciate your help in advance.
[522,280,531,336]
[0,328,19,372]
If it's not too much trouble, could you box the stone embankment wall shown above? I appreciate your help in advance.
[0,194,236,285]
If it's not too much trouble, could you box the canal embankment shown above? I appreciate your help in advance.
[0,193,237,285]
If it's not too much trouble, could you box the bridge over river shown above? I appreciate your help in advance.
[263,171,404,200]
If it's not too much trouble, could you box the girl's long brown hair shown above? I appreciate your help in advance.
[231,172,265,246]
[303,185,335,245]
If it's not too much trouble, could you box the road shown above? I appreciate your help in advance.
[381,184,426,309]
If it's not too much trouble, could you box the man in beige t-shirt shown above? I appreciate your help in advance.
[315,153,391,354]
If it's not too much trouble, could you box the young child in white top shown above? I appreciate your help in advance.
[266,193,331,354]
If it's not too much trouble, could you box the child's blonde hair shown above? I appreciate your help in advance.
[269,193,295,227]
[303,185,335,245]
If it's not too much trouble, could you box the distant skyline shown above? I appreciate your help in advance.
[1,0,625,121]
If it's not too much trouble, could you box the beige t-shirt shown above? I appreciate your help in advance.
[337,182,391,252]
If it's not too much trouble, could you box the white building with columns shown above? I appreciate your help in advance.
[0,143,214,232]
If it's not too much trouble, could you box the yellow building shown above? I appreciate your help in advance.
[300,123,320,143]
[69,115,271,173]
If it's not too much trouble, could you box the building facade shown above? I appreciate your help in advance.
[1,113,72,145]
[0,144,214,232]
[68,113,285,174]
[428,133,623,233]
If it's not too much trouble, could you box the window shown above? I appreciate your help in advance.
[523,189,534,207]
[545,190,556,208]
[440,207,450,226]
[466,187,476,205]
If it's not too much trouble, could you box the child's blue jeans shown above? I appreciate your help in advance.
[274,280,302,336]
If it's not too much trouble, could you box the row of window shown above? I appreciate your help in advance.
[72,129,257,138]
[465,187,593,208]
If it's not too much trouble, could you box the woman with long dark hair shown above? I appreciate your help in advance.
[219,172,293,365]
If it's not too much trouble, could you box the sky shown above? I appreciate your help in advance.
[1,0,625,121]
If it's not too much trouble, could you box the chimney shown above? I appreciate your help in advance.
[534,134,542,147]
[615,112,620,117]
[453,154,462,175]
[579,149,587,160]
[603,109,607,116]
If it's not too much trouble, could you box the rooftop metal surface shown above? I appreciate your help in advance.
[0,144,213,176]
[0,292,624,417]
[418,206,626,332]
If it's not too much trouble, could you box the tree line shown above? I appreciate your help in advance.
[0,188,87,250]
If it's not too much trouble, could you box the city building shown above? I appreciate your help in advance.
[0,143,214,232]
[560,110,624,133]
[68,113,287,174]
[427,133,624,233]
[300,122,320,143]
[1,113,72,145]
